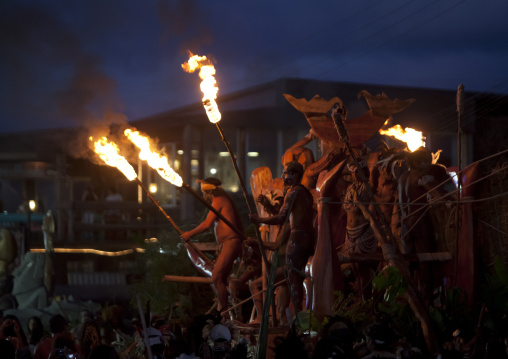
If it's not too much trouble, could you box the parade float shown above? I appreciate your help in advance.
[0,53,507,358]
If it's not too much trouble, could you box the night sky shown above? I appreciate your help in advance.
[1,0,507,133]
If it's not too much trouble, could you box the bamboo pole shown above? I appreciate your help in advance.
[135,178,213,266]
[256,191,296,359]
[136,179,183,234]
[136,294,153,359]
[214,123,271,270]
[215,123,254,214]
[225,279,286,314]
[455,84,464,285]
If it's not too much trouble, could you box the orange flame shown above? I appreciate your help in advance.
[91,137,137,181]
[182,52,221,123]
[124,129,183,187]
[379,124,425,152]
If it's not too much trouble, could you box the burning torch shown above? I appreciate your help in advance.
[181,54,252,209]
[91,136,213,266]
[123,129,245,239]
[182,53,269,268]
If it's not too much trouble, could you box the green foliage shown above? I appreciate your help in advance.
[371,266,416,337]
[372,265,407,300]
[322,259,508,355]
[372,266,408,321]
[332,291,375,335]
[130,229,215,326]
[371,266,480,347]
[370,266,477,347]
[294,310,324,335]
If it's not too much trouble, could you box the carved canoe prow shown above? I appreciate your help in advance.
[284,91,415,149]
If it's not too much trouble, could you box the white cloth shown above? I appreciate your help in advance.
[210,324,231,341]
[177,354,201,359]
[144,326,163,346]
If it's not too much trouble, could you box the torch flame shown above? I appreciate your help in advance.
[379,124,425,152]
[124,129,183,187]
[92,137,137,181]
[182,53,221,123]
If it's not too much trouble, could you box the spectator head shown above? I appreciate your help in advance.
[49,314,68,335]
[2,314,27,345]
[27,315,44,346]
[80,310,93,324]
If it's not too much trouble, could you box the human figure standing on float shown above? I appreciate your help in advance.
[343,158,378,301]
[249,161,316,313]
[181,178,244,315]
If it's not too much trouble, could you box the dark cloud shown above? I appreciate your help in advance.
[157,0,213,54]
[0,2,126,132]
[1,0,507,133]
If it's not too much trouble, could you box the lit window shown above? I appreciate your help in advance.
[247,152,259,157]
[210,168,217,174]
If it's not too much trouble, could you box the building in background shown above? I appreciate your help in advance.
[0,78,507,246]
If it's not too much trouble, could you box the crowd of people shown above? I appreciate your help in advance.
[2,306,506,359]
[0,308,134,359]
[0,306,166,359]
[0,306,248,359]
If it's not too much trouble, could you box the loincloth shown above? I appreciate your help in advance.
[346,222,377,254]
[216,237,242,256]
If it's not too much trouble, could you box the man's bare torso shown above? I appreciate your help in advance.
[212,196,242,244]
[286,186,314,232]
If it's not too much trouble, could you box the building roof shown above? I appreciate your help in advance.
[130,77,498,140]
[2,77,508,162]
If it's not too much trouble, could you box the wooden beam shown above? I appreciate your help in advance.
[162,275,212,284]
[337,252,452,263]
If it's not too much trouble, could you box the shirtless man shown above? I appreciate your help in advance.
[249,161,316,313]
[181,177,244,314]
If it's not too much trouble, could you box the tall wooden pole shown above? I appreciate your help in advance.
[134,178,213,266]
[136,294,154,359]
[455,84,464,285]
[214,123,270,270]
[215,123,253,214]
